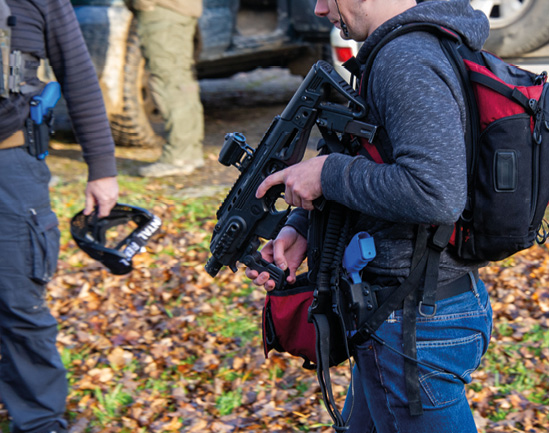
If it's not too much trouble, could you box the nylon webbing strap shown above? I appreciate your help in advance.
[403,224,429,416]
[313,314,347,429]
[421,226,454,311]
[6,51,41,95]
[469,70,535,113]
[318,125,346,155]
[350,250,429,345]
[403,292,422,415]
[308,203,353,431]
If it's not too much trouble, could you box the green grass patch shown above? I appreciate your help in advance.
[198,307,259,343]
[92,384,133,427]
[216,389,242,415]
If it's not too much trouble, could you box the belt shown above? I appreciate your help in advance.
[374,270,479,310]
[0,130,25,150]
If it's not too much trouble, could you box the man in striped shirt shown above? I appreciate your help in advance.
[0,1,118,432]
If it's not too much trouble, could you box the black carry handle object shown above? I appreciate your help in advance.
[71,203,162,275]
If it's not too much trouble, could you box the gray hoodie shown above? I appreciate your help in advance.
[319,0,490,283]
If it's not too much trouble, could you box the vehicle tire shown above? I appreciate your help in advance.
[471,0,549,57]
[109,19,164,147]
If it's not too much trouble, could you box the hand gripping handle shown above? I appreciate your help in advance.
[242,251,289,291]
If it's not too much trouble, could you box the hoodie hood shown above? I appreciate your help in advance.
[357,0,490,63]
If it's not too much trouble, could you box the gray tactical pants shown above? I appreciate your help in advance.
[0,147,67,433]
[136,6,204,164]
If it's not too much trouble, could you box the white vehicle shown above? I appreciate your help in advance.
[471,0,549,57]
[331,0,549,82]
[330,27,361,83]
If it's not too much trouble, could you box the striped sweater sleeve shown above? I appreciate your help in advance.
[45,0,117,180]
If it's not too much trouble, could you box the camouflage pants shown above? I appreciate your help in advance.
[136,7,204,164]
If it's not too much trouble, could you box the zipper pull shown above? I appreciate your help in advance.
[534,104,544,145]
[535,71,547,86]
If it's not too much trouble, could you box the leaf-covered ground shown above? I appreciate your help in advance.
[1,142,547,432]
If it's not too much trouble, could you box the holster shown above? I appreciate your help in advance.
[24,114,52,160]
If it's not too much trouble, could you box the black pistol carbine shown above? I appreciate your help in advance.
[205,60,377,289]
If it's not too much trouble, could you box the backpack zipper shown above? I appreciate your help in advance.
[531,86,547,227]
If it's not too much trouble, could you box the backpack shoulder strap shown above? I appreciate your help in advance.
[359,24,468,165]
[437,36,482,221]
[362,23,461,83]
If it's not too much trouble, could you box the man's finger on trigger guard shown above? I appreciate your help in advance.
[258,171,282,198]
[256,177,271,198]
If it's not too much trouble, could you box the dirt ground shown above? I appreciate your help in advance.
[48,67,320,195]
[49,103,287,193]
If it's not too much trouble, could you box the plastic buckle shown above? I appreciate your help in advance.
[429,225,453,252]
[418,301,437,318]
[350,324,373,346]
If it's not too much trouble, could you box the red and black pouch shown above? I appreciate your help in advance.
[262,273,355,370]
[262,276,318,369]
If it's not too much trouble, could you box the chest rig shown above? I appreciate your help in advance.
[1,0,40,98]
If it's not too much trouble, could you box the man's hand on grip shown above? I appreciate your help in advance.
[245,226,307,291]
[256,156,328,211]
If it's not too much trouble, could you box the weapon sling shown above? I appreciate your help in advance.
[308,202,354,431]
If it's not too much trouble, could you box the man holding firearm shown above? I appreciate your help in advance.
[246,1,493,431]
[0,1,118,431]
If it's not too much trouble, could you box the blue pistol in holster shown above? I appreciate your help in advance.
[25,81,61,160]
[342,231,378,329]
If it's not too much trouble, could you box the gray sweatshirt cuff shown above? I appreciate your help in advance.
[286,208,309,239]
[321,153,353,202]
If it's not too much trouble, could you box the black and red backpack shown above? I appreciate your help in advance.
[356,23,549,263]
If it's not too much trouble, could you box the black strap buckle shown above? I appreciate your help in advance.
[429,225,453,252]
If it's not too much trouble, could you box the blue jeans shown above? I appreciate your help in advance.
[342,277,492,433]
